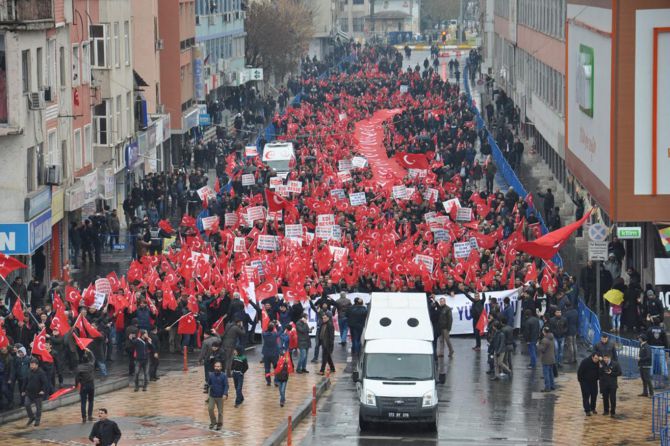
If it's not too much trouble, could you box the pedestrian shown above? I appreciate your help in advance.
[522,310,540,369]
[22,358,48,426]
[262,322,280,386]
[88,408,122,446]
[207,361,228,430]
[148,326,161,381]
[577,352,600,416]
[231,348,248,407]
[222,318,245,375]
[346,298,367,360]
[129,329,154,392]
[199,329,221,392]
[76,349,96,423]
[548,309,568,366]
[436,297,454,384]
[464,290,485,351]
[594,333,618,361]
[638,334,654,397]
[599,352,622,417]
[335,292,352,346]
[318,313,335,375]
[564,303,579,364]
[295,313,312,373]
[491,321,511,380]
[539,327,556,392]
[275,351,292,407]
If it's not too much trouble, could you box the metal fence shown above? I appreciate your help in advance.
[653,391,670,439]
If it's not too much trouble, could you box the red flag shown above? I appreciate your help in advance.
[73,332,94,350]
[524,262,538,283]
[261,309,270,332]
[265,189,287,212]
[31,329,53,363]
[212,315,226,335]
[256,281,278,300]
[476,306,488,334]
[50,308,71,333]
[48,386,76,401]
[214,177,221,193]
[0,323,9,348]
[0,253,27,278]
[11,298,24,321]
[177,313,197,335]
[394,152,429,169]
[202,194,209,210]
[74,315,102,338]
[158,219,175,234]
[515,209,593,259]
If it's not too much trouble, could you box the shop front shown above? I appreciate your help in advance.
[0,209,53,282]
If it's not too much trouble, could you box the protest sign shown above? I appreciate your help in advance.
[247,206,266,222]
[456,207,473,222]
[392,185,408,200]
[233,237,246,253]
[241,174,255,187]
[338,159,353,171]
[413,254,434,272]
[285,224,303,239]
[201,216,219,231]
[257,235,279,251]
[224,213,238,226]
[443,198,461,213]
[245,145,258,157]
[337,171,353,182]
[453,241,472,258]
[349,192,367,206]
[287,180,302,194]
[330,189,346,199]
[317,214,335,226]
[352,156,367,168]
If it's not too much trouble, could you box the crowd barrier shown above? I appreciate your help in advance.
[577,300,601,346]
[653,391,670,440]
[463,62,562,268]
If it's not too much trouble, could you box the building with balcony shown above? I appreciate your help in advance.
[338,0,372,42]
[159,0,199,162]
[0,0,72,283]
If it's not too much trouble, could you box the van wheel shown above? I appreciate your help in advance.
[359,414,371,431]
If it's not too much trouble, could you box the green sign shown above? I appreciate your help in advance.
[617,227,642,239]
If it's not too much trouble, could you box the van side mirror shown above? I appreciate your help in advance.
[352,371,359,382]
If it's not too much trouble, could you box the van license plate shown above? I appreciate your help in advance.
[388,412,410,419]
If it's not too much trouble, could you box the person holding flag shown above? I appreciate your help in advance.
[463,287,486,351]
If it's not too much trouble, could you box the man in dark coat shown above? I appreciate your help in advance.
[577,352,600,416]
[346,297,368,358]
[89,408,122,446]
[318,313,335,375]
[599,352,622,417]
[22,358,48,426]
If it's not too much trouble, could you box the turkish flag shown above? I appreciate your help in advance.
[282,286,307,303]
[74,315,102,338]
[265,189,287,212]
[515,209,593,259]
[177,313,197,335]
[158,219,175,234]
[50,308,71,333]
[524,262,538,283]
[256,281,278,300]
[181,215,197,228]
[31,329,53,363]
[73,332,93,350]
[11,298,24,321]
[0,253,27,278]
[394,152,430,169]
[214,177,221,193]
[212,315,226,335]
[0,323,9,348]
[475,307,488,334]
[48,386,76,401]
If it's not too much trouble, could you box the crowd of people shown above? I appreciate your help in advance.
[0,41,666,433]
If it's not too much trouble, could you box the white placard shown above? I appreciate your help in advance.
[267,210,282,221]
[257,235,279,251]
[423,188,438,202]
[413,254,434,272]
[434,229,451,242]
[349,192,367,206]
[338,159,353,171]
[234,237,246,253]
[453,241,472,258]
[352,156,367,169]
[202,216,219,231]
[197,186,216,201]
[456,207,473,222]
[241,174,255,186]
[408,168,427,178]
[269,177,283,189]
[337,171,353,182]
[331,225,342,241]
[469,237,479,251]
[287,180,302,194]
[443,198,462,213]
[330,189,346,199]
[225,213,238,226]
[245,145,259,157]
[329,246,348,262]
[392,185,408,200]
[92,292,106,310]
[285,224,303,239]
[317,214,335,226]
[276,185,290,197]
[316,225,333,240]
[247,206,266,221]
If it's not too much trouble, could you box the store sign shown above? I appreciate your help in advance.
[98,168,114,200]
[65,181,85,211]
[616,226,641,239]
[0,210,52,255]
[126,141,140,170]
[24,187,51,221]
[51,188,64,224]
[184,108,199,131]
[82,170,98,204]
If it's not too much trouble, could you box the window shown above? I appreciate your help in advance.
[72,44,80,86]
[47,130,57,166]
[36,143,45,186]
[59,46,65,88]
[46,39,55,91]
[353,17,364,33]
[74,128,82,169]
[126,92,132,135]
[90,24,108,68]
[36,47,43,90]
[82,43,90,84]
[84,124,92,164]
[115,95,121,142]
[0,35,6,123]
[113,22,120,67]
[27,146,35,191]
[93,101,110,145]
[22,50,30,93]
[124,21,130,65]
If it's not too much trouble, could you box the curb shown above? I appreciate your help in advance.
[0,376,129,425]
[262,377,331,446]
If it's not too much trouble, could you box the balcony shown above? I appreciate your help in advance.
[0,0,54,30]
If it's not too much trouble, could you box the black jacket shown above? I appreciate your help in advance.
[465,292,484,324]
[75,352,96,387]
[437,305,453,331]
[577,357,600,385]
[89,419,122,446]
[522,316,540,343]
[639,343,652,368]
[548,316,568,338]
[23,368,48,398]
[598,360,622,389]
[346,304,368,329]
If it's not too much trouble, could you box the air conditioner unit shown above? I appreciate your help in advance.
[155,39,164,51]
[45,165,62,185]
[28,91,46,110]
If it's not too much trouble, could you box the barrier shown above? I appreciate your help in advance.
[653,391,670,439]
[463,62,562,268]
[603,333,641,379]
[662,426,670,446]
[577,300,601,347]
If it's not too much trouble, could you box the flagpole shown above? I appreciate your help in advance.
[0,275,40,325]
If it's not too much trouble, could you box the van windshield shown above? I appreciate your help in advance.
[364,353,434,381]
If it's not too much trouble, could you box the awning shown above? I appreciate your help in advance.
[133,70,149,89]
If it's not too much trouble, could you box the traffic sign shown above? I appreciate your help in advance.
[616,226,641,239]
[588,223,608,242]
[588,241,608,261]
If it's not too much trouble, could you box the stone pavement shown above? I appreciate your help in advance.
[0,349,341,446]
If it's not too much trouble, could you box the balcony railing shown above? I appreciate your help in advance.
[0,0,54,24]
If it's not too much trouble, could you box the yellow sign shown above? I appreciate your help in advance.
[51,188,65,224]
[163,236,176,253]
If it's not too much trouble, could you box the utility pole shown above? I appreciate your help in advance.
[459,0,464,43]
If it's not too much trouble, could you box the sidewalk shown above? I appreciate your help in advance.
[0,349,341,446]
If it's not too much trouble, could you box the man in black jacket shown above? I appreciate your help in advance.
[464,289,484,351]
[599,352,622,417]
[522,310,540,369]
[22,358,48,426]
[577,353,600,416]
[76,349,96,422]
[548,310,568,366]
[129,330,154,392]
[638,334,654,397]
[89,408,122,446]
[346,298,367,359]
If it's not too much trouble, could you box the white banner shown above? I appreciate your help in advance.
[285,224,303,239]
[317,214,335,226]
[349,192,366,206]
[287,180,302,194]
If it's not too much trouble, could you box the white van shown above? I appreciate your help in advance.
[353,293,438,431]
[262,141,295,173]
